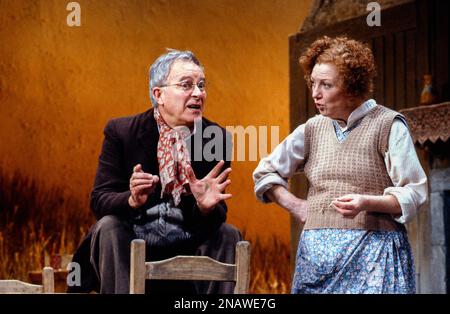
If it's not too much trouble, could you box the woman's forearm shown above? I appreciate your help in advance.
[332,194,402,219]
[364,194,402,215]
[266,185,298,212]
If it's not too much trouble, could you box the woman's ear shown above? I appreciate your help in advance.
[152,87,164,106]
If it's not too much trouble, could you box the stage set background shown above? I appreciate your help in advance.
[0,0,313,248]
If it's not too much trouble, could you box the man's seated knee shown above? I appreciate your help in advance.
[218,223,243,244]
[93,215,131,236]
[198,223,243,253]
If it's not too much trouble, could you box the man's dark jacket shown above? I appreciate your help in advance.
[68,108,232,293]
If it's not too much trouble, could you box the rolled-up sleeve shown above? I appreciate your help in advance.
[384,118,429,224]
[253,124,306,203]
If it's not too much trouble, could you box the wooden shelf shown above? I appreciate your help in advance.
[399,102,450,145]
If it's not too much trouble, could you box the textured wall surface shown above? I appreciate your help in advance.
[0,0,312,245]
[301,0,412,32]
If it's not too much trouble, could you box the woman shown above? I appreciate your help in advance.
[253,36,428,294]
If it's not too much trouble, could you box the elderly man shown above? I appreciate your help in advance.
[68,50,241,294]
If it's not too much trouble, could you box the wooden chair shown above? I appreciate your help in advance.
[0,267,54,293]
[129,239,251,294]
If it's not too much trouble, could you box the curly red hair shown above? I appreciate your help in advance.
[299,36,376,99]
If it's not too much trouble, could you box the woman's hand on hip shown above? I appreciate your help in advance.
[266,185,308,223]
[290,198,308,223]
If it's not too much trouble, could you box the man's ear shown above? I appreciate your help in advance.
[152,87,164,106]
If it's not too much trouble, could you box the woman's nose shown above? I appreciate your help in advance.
[312,85,320,99]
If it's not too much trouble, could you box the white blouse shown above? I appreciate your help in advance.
[253,99,428,224]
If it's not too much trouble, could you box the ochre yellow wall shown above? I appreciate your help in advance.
[0,0,312,245]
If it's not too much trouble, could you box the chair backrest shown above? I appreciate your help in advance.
[130,239,251,294]
[0,267,55,294]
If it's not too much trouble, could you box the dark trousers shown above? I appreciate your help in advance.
[89,215,242,294]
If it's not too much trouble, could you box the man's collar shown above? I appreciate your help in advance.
[154,107,200,140]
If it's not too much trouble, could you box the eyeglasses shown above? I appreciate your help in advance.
[160,80,207,93]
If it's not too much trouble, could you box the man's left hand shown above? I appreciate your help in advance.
[186,160,232,214]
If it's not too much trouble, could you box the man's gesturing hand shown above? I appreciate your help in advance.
[128,164,159,208]
[186,160,232,214]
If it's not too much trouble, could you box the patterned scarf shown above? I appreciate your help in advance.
[154,108,192,206]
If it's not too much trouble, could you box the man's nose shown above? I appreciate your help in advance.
[191,84,204,97]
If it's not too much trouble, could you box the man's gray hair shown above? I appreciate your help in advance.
[149,49,203,107]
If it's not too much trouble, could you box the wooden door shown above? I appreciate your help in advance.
[288,0,449,290]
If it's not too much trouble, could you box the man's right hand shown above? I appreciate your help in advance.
[128,164,159,208]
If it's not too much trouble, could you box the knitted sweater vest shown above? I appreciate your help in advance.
[303,105,406,232]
